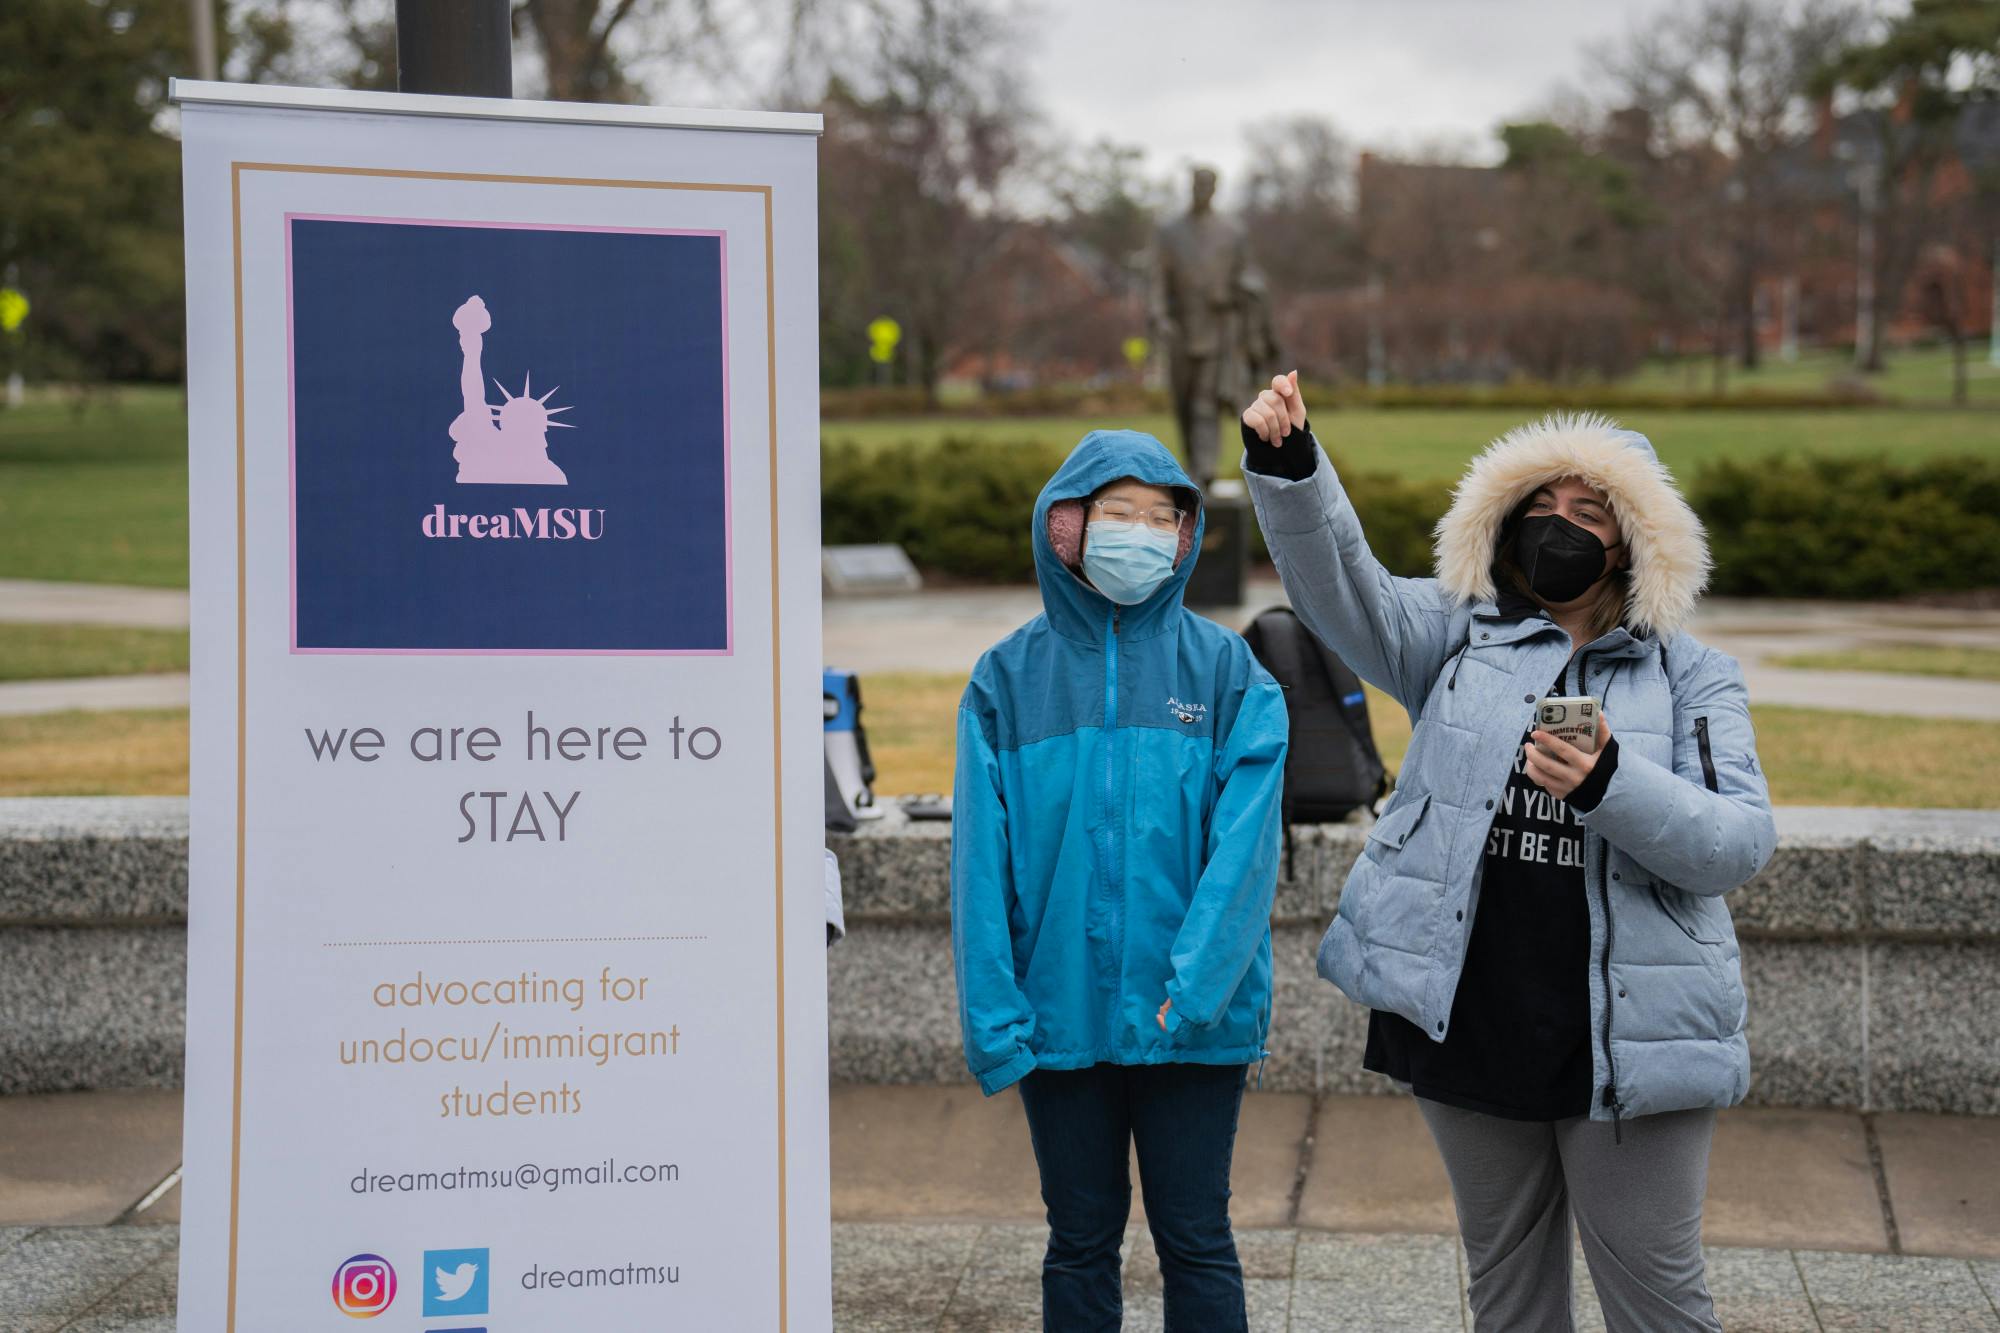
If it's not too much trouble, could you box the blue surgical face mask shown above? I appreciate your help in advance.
[1082,521,1178,605]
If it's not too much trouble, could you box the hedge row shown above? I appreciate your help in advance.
[822,438,2000,600]
[1326,382,1890,411]
[819,379,1890,419]
[1690,455,2000,599]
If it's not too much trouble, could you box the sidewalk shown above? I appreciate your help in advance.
[825,582,2000,721]
[4,1085,1998,1329]
[4,576,2000,719]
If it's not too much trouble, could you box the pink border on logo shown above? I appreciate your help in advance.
[283,213,736,656]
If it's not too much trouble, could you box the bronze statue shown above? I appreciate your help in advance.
[1151,167,1278,488]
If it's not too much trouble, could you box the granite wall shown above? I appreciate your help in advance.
[1,798,1995,1114]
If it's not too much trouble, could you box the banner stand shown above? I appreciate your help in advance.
[172,79,827,1330]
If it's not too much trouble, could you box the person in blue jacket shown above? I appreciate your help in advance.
[951,428,1288,1333]
[1242,372,1776,1333]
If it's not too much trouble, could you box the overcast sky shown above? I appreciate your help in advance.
[1021,0,1686,186]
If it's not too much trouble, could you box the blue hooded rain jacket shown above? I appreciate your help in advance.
[951,430,1289,1096]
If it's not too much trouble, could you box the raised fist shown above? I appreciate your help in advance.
[1242,371,1308,443]
[452,295,491,335]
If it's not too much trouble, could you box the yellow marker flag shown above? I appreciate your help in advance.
[866,316,901,365]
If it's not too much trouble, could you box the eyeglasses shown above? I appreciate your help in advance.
[1090,498,1185,534]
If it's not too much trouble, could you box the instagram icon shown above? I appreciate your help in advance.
[331,1253,398,1318]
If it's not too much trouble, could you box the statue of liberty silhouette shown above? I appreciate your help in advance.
[449,294,573,485]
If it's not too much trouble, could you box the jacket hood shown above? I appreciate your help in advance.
[1433,412,1710,640]
[1033,430,1203,641]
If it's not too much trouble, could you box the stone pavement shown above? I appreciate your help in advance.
[0,675,189,717]
[826,583,2000,721]
[0,582,187,630]
[4,1085,1999,1329]
[4,576,2000,718]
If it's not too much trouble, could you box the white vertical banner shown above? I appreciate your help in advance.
[172,82,827,1330]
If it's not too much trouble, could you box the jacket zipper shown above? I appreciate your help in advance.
[1694,716,1719,792]
[1105,608,1124,1027]
[1574,646,1623,1142]
[1598,834,1623,1144]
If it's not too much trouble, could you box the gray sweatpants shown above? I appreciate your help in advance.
[1416,1098,1721,1333]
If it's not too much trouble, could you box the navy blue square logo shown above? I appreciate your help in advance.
[287,216,731,654]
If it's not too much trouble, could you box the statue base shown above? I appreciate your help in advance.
[1184,481,1249,608]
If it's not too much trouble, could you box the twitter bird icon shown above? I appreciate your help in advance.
[422,1247,490,1317]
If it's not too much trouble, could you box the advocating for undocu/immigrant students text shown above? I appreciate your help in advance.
[172,79,829,1331]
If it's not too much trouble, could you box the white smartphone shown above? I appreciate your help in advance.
[1536,696,1600,753]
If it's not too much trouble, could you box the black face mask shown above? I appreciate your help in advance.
[1513,513,1621,604]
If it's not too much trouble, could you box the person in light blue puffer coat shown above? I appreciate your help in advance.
[1242,372,1776,1333]
[952,428,1287,1332]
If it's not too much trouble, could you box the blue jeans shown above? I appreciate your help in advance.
[1017,1061,1248,1332]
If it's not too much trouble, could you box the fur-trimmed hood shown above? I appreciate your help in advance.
[1433,413,1710,640]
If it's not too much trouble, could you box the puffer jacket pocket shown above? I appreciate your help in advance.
[1692,715,1719,791]
[1364,791,1432,859]
[1651,880,1727,945]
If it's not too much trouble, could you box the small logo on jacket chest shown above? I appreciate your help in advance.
[1167,695,1208,725]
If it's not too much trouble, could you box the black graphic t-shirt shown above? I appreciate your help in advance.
[1363,665,1621,1121]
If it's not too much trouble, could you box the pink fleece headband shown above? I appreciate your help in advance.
[1047,497,1197,569]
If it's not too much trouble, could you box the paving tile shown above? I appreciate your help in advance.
[1297,1094,1457,1234]
[832,1220,981,1332]
[1975,1260,2000,1314]
[0,1090,182,1227]
[1875,1112,2000,1260]
[831,1084,1308,1232]
[1574,1239,1826,1331]
[1705,1108,1888,1251]
[1290,1232,1462,1332]
[123,1177,178,1227]
[1796,1249,2000,1331]
[1705,1244,1819,1333]
[1120,1277,1291,1331]
[1217,1091,1311,1228]
[936,1224,1043,1332]
[1121,1222,1295,1292]
[0,1226,175,1329]
[64,1241,179,1330]
[831,1084,1042,1223]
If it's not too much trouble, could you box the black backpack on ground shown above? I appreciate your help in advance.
[1242,606,1390,872]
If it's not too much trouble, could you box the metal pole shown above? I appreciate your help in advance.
[1989,236,1999,369]
[1854,165,1877,372]
[396,0,513,99]
[188,0,218,81]
[1780,274,1799,363]
[1365,272,1386,387]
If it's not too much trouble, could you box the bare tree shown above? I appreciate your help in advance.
[228,0,728,103]
[1599,0,1867,368]
[1814,0,2000,373]
[1240,115,1363,294]
[812,0,1031,402]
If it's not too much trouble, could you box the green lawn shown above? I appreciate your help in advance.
[1625,341,2000,407]
[0,708,191,797]
[1769,644,2000,682]
[3,380,1996,588]
[863,672,2000,810]
[0,386,188,587]
[21,683,1989,807]
[0,624,189,681]
[827,406,2000,485]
